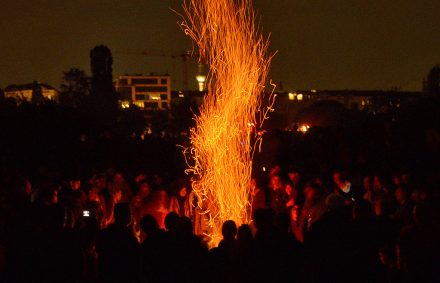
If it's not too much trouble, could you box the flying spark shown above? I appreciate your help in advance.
[181,0,275,246]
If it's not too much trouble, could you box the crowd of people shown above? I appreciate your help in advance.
[0,165,438,282]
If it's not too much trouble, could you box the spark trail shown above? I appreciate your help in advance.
[181,0,275,246]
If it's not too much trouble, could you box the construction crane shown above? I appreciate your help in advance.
[121,49,197,90]
[118,49,207,91]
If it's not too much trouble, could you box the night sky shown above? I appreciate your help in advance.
[1,0,439,91]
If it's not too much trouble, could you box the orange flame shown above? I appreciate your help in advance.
[180,0,275,246]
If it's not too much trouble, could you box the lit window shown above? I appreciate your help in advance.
[288,93,295,100]
[297,94,303,101]
[120,101,130,108]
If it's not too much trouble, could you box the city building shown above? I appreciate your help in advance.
[4,82,59,103]
[272,89,423,129]
[115,74,171,110]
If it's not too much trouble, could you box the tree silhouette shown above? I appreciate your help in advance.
[30,81,44,104]
[60,68,90,107]
[423,65,440,95]
[151,110,170,136]
[89,45,119,131]
[90,46,114,98]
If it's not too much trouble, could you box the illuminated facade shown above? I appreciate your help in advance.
[272,89,422,130]
[115,75,171,110]
[4,82,59,103]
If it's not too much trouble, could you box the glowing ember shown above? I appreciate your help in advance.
[180,0,275,246]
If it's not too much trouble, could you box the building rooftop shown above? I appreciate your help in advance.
[4,82,58,92]
[278,89,422,97]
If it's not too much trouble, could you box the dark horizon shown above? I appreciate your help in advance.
[1,0,439,91]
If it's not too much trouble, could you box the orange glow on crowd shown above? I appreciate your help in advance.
[180,0,275,246]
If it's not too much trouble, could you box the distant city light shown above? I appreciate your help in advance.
[196,75,206,83]
[196,74,206,91]
[288,92,295,100]
[298,124,310,133]
[297,93,304,101]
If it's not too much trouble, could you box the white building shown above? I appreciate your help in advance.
[115,74,171,110]
[4,82,59,103]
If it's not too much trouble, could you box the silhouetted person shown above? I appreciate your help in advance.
[177,216,208,282]
[297,182,327,242]
[231,224,257,282]
[362,175,375,204]
[237,224,254,261]
[351,199,384,282]
[253,208,288,282]
[250,178,266,212]
[164,211,180,235]
[3,177,36,282]
[268,175,288,213]
[169,180,193,218]
[140,214,161,239]
[304,193,355,282]
[96,202,139,283]
[109,172,133,203]
[161,212,208,283]
[373,198,399,275]
[397,203,440,282]
[218,220,239,261]
[287,167,302,193]
[393,185,414,229]
[139,214,169,283]
[36,204,82,283]
[333,171,358,203]
[58,176,86,228]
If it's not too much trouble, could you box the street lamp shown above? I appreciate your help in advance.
[196,74,206,91]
